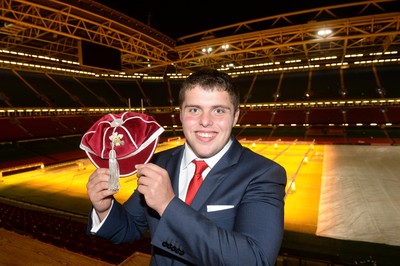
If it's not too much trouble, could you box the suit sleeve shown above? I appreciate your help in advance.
[91,191,149,244]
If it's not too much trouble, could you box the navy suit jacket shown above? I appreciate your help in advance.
[88,136,287,265]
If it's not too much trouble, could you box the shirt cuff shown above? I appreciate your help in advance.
[90,199,114,234]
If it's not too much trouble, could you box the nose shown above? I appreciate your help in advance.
[199,112,212,127]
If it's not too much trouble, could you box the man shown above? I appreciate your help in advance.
[86,68,287,265]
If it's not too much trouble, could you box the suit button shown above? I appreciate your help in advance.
[162,241,168,247]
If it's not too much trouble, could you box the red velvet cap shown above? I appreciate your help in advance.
[80,112,164,176]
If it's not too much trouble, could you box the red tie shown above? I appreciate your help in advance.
[185,160,208,205]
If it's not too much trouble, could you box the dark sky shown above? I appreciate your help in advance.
[96,0,352,38]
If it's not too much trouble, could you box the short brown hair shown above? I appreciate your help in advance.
[179,68,240,112]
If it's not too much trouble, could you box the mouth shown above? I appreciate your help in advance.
[196,131,216,139]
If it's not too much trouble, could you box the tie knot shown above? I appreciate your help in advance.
[193,159,208,176]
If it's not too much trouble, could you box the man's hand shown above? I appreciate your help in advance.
[86,168,118,221]
[136,163,175,216]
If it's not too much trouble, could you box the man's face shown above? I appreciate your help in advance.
[180,86,239,158]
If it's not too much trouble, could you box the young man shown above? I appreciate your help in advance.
[86,68,287,265]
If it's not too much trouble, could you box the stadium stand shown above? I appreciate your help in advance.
[1,1,399,265]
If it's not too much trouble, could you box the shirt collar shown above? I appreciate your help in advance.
[182,137,233,169]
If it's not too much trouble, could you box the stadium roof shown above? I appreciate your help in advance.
[0,0,399,78]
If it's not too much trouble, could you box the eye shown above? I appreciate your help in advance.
[214,108,227,114]
[188,107,200,113]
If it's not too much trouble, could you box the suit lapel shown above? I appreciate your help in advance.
[165,146,184,196]
[190,138,243,209]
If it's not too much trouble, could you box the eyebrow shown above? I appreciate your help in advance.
[184,104,232,110]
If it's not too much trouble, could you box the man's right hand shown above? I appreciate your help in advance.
[86,168,118,221]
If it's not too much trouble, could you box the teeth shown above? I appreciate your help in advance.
[197,132,214,138]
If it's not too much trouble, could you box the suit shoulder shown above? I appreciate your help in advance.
[229,146,287,185]
[241,146,284,170]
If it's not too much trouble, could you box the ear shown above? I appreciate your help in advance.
[233,109,240,126]
[179,108,184,123]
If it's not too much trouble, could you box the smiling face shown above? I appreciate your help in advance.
[180,86,239,158]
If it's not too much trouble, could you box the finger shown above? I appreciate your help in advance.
[136,178,150,193]
[137,174,151,187]
[87,169,112,192]
[136,163,165,179]
[135,163,161,172]
[89,168,109,181]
